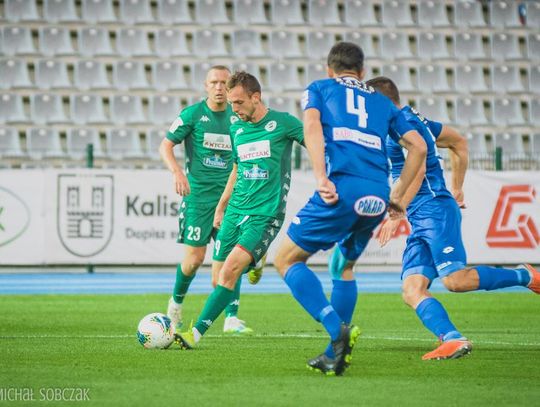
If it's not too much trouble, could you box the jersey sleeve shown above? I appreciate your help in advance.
[426,119,443,139]
[166,107,193,144]
[301,81,323,112]
[387,104,416,144]
[285,114,304,145]
[230,125,239,163]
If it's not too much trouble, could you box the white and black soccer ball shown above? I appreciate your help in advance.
[137,313,174,349]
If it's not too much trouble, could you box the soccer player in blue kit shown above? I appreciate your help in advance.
[274,42,428,376]
[364,76,540,360]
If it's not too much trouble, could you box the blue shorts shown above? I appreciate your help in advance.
[401,196,467,283]
[287,175,389,261]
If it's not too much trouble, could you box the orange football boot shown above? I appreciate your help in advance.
[422,339,472,361]
[520,264,540,294]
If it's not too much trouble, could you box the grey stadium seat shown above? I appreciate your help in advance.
[146,129,169,160]
[70,94,108,124]
[308,0,341,26]
[74,60,111,90]
[35,59,71,90]
[271,0,304,25]
[417,65,451,93]
[528,34,540,61]
[417,32,451,61]
[232,30,266,58]
[113,60,150,91]
[0,59,33,89]
[2,26,36,56]
[267,63,302,92]
[66,128,104,159]
[0,127,25,157]
[78,27,114,57]
[493,133,525,158]
[155,29,191,58]
[0,94,28,124]
[489,0,522,28]
[156,0,192,24]
[191,62,215,92]
[193,30,229,58]
[417,0,450,27]
[81,0,116,23]
[305,63,327,86]
[528,1,540,28]
[5,0,40,22]
[106,128,144,159]
[380,32,414,60]
[195,0,230,24]
[232,62,262,80]
[116,28,152,57]
[454,65,489,94]
[233,0,268,25]
[529,66,540,94]
[465,133,490,169]
[381,0,414,27]
[531,99,540,127]
[26,127,65,159]
[492,98,525,127]
[491,65,524,94]
[119,0,154,24]
[267,97,298,117]
[43,0,79,22]
[454,0,485,27]
[306,31,335,60]
[417,97,451,124]
[152,61,190,91]
[454,33,487,60]
[491,33,522,61]
[381,65,416,93]
[343,32,378,59]
[39,26,75,56]
[148,95,182,125]
[455,97,488,126]
[344,0,380,27]
[110,95,146,125]
[30,93,69,124]
[269,31,303,59]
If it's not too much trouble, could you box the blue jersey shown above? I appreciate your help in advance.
[387,106,453,215]
[302,77,415,184]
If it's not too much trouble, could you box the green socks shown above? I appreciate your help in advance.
[194,285,234,335]
[224,277,242,317]
[172,264,195,304]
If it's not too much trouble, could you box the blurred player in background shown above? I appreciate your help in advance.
[364,76,540,360]
[175,71,304,349]
[160,65,262,335]
[274,42,427,376]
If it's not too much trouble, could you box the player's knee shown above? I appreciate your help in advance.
[402,284,425,308]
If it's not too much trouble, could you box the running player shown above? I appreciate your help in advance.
[175,71,304,348]
[273,42,428,376]
[364,76,540,360]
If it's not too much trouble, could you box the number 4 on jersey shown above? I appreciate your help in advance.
[346,88,368,128]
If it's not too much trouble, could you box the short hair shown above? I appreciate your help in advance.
[327,42,364,74]
[208,65,230,74]
[365,76,401,105]
[226,71,261,95]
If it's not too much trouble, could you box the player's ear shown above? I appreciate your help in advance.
[326,66,335,78]
[252,92,262,104]
[358,68,366,81]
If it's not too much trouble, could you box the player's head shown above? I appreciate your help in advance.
[205,65,231,107]
[365,76,401,107]
[226,71,263,122]
[326,42,365,80]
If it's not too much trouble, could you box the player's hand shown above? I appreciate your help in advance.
[213,206,225,229]
[317,177,339,205]
[174,170,190,196]
[452,188,466,209]
[378,218,400,247]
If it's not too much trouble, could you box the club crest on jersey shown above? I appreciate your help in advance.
[237,140,271,161]
[243,164,268,180]
[265,120,277,132]
[354,196,386,217]
[203,154,228,169]
[203,133,232,151]
[230,115,239,124]
[169,117,183,133]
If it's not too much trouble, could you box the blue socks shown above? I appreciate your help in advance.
[416,297,462,341]
[284,263,342,340]
[324,279,358,358]
[476,265,531,291]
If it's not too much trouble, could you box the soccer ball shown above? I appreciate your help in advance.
[136,313,174,349]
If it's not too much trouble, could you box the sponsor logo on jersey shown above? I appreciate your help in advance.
[354,196,386,217]
[436,261,453,271]
[333,127,381,150]
[203,154,228,169]
[237,140,271,161]
[336,76,373,92]
[203,133,232,151]
[301,90,309,110]
[486,185,540,248]
[292,216,301,225]
[168,117,183,133]
[235,128,244,136]
[265,120,277,132]
[442,246,454,254]
[200,115,210,122]
[243,164,269,180]
[230,115,239,124]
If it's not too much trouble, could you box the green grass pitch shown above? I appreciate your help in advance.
[1,293,539,406]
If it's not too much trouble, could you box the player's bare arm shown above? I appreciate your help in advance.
[213,163,238,229]
[159,138,190,196]
[304,107,338,205]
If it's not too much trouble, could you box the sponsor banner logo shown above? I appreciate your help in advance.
[333,127,381,150]
[237,140,271,162]
[354,196,386,217]
[203,133,232,151]
[0,187,31,247]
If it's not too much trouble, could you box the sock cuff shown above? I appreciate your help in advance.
[284,262,308,285]
[332,279,357,289]
[177,264,195,281]
[216,284,235,295]
[319,305,335,321]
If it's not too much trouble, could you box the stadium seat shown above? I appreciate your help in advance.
[267,97,298,117]
[30,94,69,124]
[493,132,525,158]
[70,94,108,124]
[454,65,489,94]
[78,27,114,57]
[269,31,303,59]
[232,30,266,58]
[305,63,327,86]
[27,127,65,159]
[489,0,522,28]
[529,66,540,94]
[417,65,450,93]
[116,28,152,57]
[35,59,71,89]
[492,98,524,127]
[381,0,414,27]
[81,0,116,23]
[0,127,25,157]
[0,59,33,89]
[528,1,540,28]
[74,60,111,90]
[106,128,144,159]
[2,26,37,56]
[454,0,485,27]
[39,27,75,56]
[232,62,262,80]
[417,0,450,27]
[0,94,28,124]
[156,0,192,24]
[43,0,79,22]
[191,62,215,92]
[271,0,304,25]
[193,30,229,58]
[491,65,524,94]
[110,95,146,125]
[343,32,377,59]
[531,133,540,156]
[344,0,379,27]
[267,63,302,92]
[465,133,490,169]
[491,33,522,61]
[417,97,451,124]
[119,0,154,24]
[455,97,488,126]
[306,31,335,60]
[66,128,104,159]
[417,32,451,61]
[154,29,191,58]
[113,60,150,91]
[195,0,230,24]
[380,32,414,60]
[233,0,268,25]
[5,0,40,22]
[152,61,190,91]
[148,95,182,125]
[381,65,416,92]
[454,33,487,60]
[308,0,341,26]
[528,34,540,61]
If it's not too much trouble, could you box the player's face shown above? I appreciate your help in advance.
[205,69,230,105]
[227,85,258,122]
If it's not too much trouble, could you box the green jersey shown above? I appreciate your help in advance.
[167,100,237,206]
[228,109,304,219]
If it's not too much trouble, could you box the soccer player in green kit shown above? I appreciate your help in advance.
[175,71,304,349]
[160,65,259,334]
